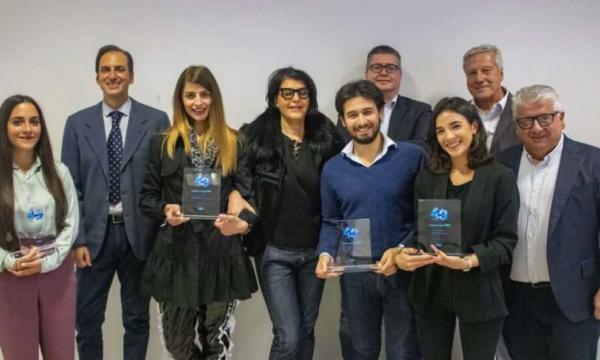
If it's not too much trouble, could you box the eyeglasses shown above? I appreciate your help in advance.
[515,112,561,129]
[367,63,401,73]
[279,87,310,100]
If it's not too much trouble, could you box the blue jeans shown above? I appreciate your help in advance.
[258,245,324,360]
[341,271,420,360]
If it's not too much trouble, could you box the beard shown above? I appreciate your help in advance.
[350,124,381,145]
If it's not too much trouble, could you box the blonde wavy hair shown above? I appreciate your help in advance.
[164,65,237,175]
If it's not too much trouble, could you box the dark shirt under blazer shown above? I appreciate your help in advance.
[406,161,519,323]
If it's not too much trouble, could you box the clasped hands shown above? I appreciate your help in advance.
[394,245,476,272]
[9,247,43,277]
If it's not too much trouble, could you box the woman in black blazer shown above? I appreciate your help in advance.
[139,65,257,359]
[395,97,519,360]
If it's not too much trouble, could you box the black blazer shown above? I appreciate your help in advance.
[337,95,432,151]
[489,93,520,155]
[497,137,600,322]
[406,161,519,323]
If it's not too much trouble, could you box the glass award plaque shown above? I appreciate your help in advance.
[418,199,463,256]
[182,168,221,219]
[328,218,376,273]
[12,236,56,259]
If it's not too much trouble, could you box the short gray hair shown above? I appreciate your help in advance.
[512,84,564,116]
[463,44,503,71]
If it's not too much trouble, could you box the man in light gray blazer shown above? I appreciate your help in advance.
[61,44,169,360]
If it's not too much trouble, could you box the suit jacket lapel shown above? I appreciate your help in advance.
[121,100,149,171]
[462,165,489,246]
[549,137,581,236]
[83,102,109,181]
[387,96,409,139]
[491,94,514,152]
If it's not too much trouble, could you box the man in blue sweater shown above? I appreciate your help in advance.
[316,80,424,360]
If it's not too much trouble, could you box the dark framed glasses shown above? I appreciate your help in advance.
[515,112,560,129]
[279,87,310,100]
[367,63,401,73]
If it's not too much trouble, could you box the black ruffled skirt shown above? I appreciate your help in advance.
[142,221,258,308]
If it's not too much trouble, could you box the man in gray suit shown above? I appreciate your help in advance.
[463,44,520,155]
[61,45,170,360]
[337,45,432,151]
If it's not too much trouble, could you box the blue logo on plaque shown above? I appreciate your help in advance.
[430,207,448,221]
[194,175,211,188]
[27,209,44,220]
[342,227,359,240]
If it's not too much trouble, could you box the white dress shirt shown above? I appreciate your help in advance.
[473,91,508,149]
[0,158,80,273]
[341,133,397,167]
[381,95,398,137]
[510,135,564,283]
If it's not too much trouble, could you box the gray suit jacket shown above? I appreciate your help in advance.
[489,93,520,155]
[61,99,170,260]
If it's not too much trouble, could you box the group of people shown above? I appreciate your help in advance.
[0,42,598,360]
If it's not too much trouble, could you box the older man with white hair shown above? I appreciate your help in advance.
[464,44,520,154]
[497,84,600,360]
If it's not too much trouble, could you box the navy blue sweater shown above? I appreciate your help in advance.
[318,141,425,259]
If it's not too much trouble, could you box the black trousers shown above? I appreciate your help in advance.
[504,281,600,360]
[159,301,237,360]
[415,307,504,360]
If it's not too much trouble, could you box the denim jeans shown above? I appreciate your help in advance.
[258,244,325,360]
[340,271,420,360]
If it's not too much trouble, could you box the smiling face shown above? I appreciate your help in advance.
[464,52,504,108]
[276,78,309,122]
[515,100,564,161]
[435,110,479,162]
[6,102,42,156]
[365,53,401,99]
[96,51,134,103]
[341,96,382,144]
[182,81,212,125]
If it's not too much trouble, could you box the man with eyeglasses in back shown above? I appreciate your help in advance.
[464,44,520,155]
[337,45,432,151]
[497,84,600,360]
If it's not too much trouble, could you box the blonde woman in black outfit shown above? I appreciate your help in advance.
[140,66,257,359]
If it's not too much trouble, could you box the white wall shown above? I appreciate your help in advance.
[1,0,599,359]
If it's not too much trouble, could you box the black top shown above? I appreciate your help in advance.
[407,161,519,323]
[235,108,345,256]
[271,136,321,249]
[447,180,471,202]
[139,135,257,307]
[433,180,472,311]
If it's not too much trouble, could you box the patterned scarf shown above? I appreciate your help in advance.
[188,131,218,170]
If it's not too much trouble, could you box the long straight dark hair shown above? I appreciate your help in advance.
[0,95,67,251]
